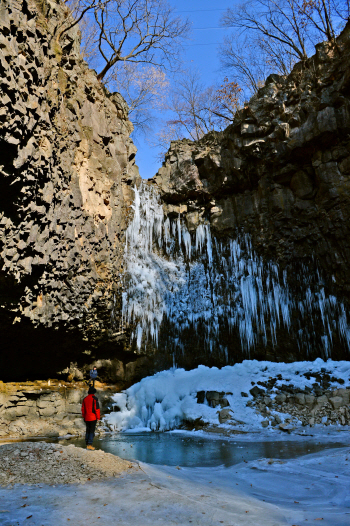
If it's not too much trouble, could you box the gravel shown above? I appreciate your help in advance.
[0,442,136,486]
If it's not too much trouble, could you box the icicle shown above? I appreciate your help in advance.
[121,182,350,360]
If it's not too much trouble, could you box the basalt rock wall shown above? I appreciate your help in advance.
[0,0,141,382]
[154,24,350,299]
[150,23,350,364]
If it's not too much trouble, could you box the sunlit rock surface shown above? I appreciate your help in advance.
[0,0,140,381]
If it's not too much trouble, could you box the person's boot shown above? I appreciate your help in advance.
[86,445,95,450]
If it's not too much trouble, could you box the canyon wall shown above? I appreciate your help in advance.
[149,23,350,365]
[1,0,350,388]
[154,26,350,291]
[0,0,142,382]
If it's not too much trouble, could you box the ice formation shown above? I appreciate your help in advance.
[121,182,350,358]
[104,359,350,432]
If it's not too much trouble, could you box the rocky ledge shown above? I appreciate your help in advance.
[0,380,115,438]
[249,385,350,430]
[0,442,135,486]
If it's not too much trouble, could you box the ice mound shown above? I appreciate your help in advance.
[104,359,350,432]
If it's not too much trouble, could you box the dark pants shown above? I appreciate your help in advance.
[85,420,97,445]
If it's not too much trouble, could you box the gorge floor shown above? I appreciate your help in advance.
[0,434,349,526]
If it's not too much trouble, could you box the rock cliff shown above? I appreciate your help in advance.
[0,379,114,438]
[0,0,140,382]
[154,25,350,296]
[2,0,350,386]
[149,23,350,365]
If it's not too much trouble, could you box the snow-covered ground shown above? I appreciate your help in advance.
[1,444,349,525]
[104,359,350,432]
[2,359,349,525]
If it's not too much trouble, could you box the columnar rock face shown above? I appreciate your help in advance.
[154,24,350,297]
[0,0,140,381]
[147,24,350,365]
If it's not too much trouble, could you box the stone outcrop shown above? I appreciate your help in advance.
[153,23,350,301]
[0,379,115,438]
[0,0,141,382]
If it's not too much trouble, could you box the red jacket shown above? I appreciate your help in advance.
[81,394,101,421]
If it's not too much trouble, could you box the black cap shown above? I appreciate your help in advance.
[88,386,96,394]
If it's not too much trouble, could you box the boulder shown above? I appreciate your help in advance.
[196,391,206,404]
[294,393,306,405]
[217,408,233,424]
[274,394,287,404]
[304,394,316,407]
[329,396,344,409]
[264,396,273,407]
[250,386,265,398]
[316,395,328,406]
[333,389,350,404]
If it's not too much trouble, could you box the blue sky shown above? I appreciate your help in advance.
[134,0,235,179]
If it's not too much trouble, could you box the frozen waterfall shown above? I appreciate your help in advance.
[120,182,350,359]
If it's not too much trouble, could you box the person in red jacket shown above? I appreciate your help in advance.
[81,386,101,450]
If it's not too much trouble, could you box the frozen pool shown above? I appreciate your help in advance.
[55,432,348,468]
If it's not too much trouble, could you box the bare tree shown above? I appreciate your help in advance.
[331,0,350,22]
[220,0,349,96]
[154,71,242,157]
[221,0,310,62]
[219,35,273,95]
[299,0,335,41]
[63,1,190,81]
[91,0,190,81]
[59,0,101,41]
[299,1,350,39]
[108,64,169,136]
[166,71,221,142]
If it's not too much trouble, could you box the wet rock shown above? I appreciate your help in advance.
[279,423,296,433]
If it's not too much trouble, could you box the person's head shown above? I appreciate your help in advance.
[93,366,97,370]
[88,386,96,395]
